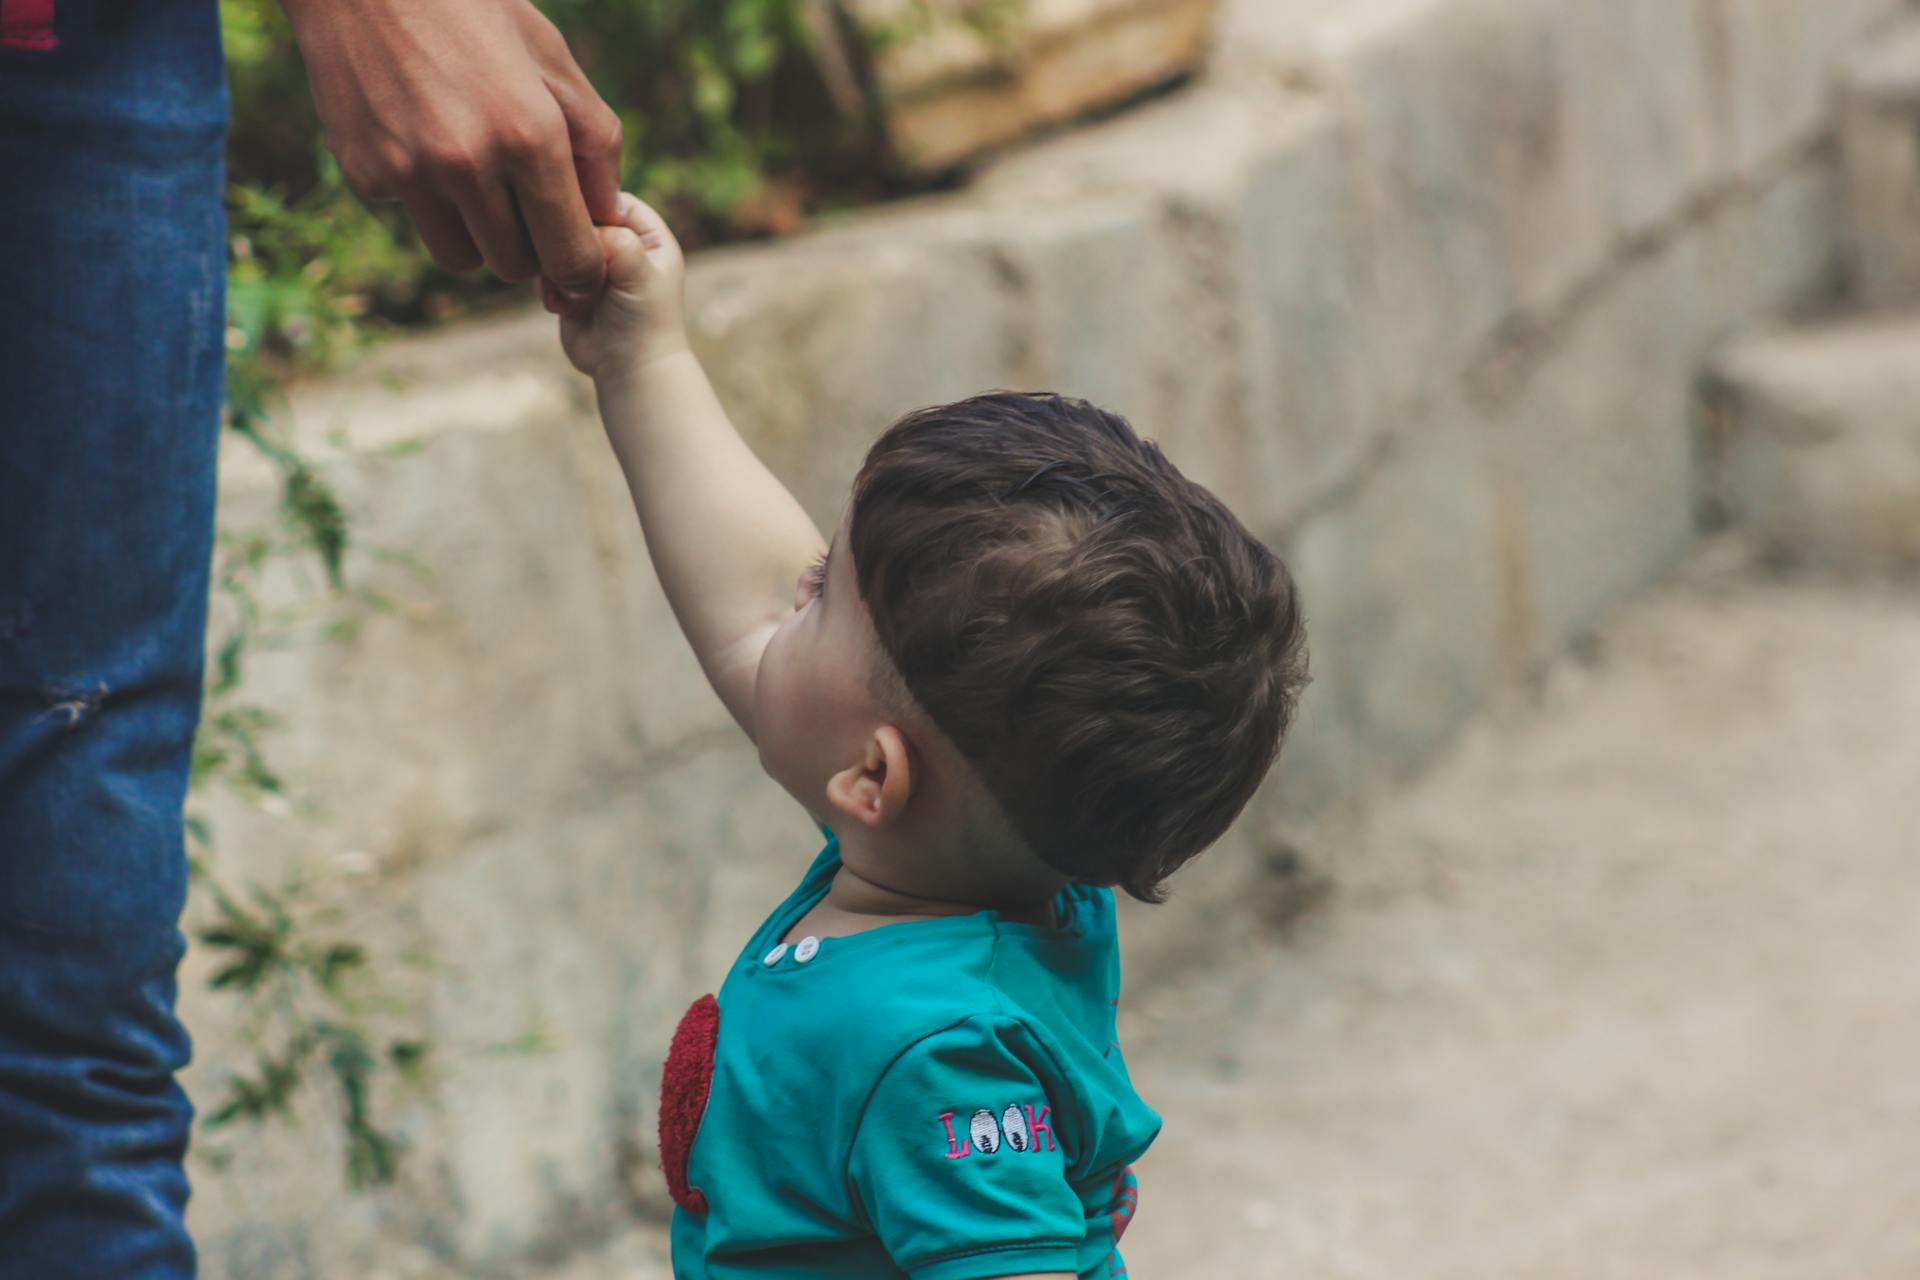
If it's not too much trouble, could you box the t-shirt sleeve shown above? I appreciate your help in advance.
[847,1017,1083,1280]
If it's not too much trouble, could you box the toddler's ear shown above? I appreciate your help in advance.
[825,725,914,830]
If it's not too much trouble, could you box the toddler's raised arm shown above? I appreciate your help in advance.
[551,194,825,741]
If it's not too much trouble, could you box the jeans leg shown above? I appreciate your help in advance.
[0,2,229,1274]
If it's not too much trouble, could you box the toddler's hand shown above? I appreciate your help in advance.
[546,192,689,381]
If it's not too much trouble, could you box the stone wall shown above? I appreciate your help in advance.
[183,0,1907,1273]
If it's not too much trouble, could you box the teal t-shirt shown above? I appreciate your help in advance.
[667,823,1162,1279]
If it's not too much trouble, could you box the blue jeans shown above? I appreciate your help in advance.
[0,1,227,1274]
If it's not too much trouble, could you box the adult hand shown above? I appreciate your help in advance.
[281,0,623,316]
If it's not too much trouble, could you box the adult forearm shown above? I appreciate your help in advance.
[594,352,826,730]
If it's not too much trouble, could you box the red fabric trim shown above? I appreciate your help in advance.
[1109,1165,1139,1244]
[659,993,719,1217]
[0,0,58,51]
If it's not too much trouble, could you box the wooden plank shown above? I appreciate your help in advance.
[834,0,1221,172]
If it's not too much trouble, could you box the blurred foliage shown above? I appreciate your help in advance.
[539,0,857,233]
[218,0,889,365]
[217,0,1032,370]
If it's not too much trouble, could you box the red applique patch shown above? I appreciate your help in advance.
[0,0,57,51]
[659,993,718,1216]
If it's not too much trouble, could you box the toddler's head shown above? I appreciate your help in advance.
[755,392,1308,905]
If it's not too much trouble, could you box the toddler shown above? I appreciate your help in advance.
[549,195,1309,1279]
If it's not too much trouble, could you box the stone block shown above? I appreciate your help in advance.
[1231,0,1708,251]
[1698,154,1845,326]
[687,214,1021,531]
[1301,0,1610,356]
[1705,312,1920,570]
[980,85,1428,532]
[1839,16,1920,307]
[980,91,1382,534]
[973,78,1307,200]
[1202,0,1351,79]
[1551,0,1717,240]
[1231,99,1393,533]
[1707,0,1900,175]
[1278,404,1504,797]
[1477,151,1841,662]
[207,340,700,870]
[1474,235,1726,664]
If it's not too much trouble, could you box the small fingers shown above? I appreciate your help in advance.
[598,224,649,277]
[615,193,674,251]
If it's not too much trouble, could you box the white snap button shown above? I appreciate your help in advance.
[763,943,789,967]
[794,936,821,963]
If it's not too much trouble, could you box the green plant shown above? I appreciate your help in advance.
[191,4,444,1189]
[534,0,838,232]
[187,861,430,1188]
[190,382,430,1188]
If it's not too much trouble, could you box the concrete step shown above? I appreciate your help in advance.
[1704,310,1920,572]
[1840,12,1920,307]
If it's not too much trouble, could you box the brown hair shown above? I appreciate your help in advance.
[847,392,1309,903]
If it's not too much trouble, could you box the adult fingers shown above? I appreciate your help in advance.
[516,2,624,227]
[399,185,483,274]
[449,173,541,284]
[554,85,624,227]
[508,121,606,301]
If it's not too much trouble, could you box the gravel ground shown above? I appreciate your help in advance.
[1118,546,1920,1278]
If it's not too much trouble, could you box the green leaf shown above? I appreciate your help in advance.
[181,809,212,852]
[388,1039,429,1075]
[212,628,246,697]
[189,739,230,787]
[208,957,272,992]
[283,463,348,589]
[314,942,366,991]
